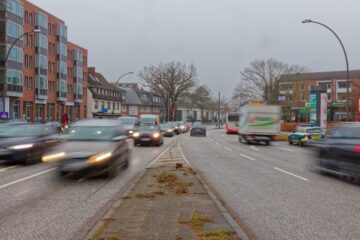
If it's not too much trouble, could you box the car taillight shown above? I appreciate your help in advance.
[354,146,360,153]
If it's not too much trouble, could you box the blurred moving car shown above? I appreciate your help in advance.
[168,122,181,135]
[190,122,206,137]
[185,120,193,130]
[314,123,360,181]
[44,121,62,133]
[42,119,130,178]
[133,125,164,146]
[117,116,139,136]
[288,125,325,146]
[0,124,59,164]
[177,121,188,133]
[160,123,175,137]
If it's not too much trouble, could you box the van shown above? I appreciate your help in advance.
[139,114,160,125]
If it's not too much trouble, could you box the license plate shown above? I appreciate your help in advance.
[141,138,151,141]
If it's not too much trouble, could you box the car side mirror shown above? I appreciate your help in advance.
[112,136,127,141]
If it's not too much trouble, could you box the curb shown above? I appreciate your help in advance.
[177,142,252,240]
[83,138,181,240]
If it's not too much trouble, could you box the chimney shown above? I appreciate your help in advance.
[88,67,96,76]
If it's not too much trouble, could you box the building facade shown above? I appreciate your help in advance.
[0,0,88,122]
[280,70,360,122]
[88,67,124,118]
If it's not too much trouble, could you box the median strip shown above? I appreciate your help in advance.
[273,167,309,181]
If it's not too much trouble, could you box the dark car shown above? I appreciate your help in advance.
[190,122,206,137]
[42,119,131,178]
[160,123,175,137]
[133,125,164,146]
[117,116,139,137]
[313,123,360,181]
[0,124,59,165]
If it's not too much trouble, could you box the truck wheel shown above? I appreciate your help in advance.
[288,140,293,145]
[298,140,304,146]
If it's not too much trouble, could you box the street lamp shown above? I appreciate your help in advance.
[112,72,134,117]
[2,28,40,113]
[302,19,350,121]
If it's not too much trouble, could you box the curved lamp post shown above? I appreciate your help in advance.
[302,19,350,121]
[112,72,134,117]
[3,28,40,113]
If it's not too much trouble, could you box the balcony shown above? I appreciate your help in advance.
[57,91,67,102]
[36,88,48,100]
[6,84,23,97]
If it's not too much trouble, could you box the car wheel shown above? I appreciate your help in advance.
[288,139,293,145]
[298,140,304,146]
[106,159,119,178]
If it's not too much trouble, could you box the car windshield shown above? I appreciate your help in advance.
[193,122,202,127]
[138,125,159,131]
[66,126,118,141]
[328,127,360,139]
[140,118,155,124]
[160,124,171,128]
[0,125,46,137]
[118,118,135,125]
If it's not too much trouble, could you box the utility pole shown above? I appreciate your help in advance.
[218,91,221,128]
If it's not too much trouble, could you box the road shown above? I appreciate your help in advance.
[0,136,178,240]
[180,129,360,240]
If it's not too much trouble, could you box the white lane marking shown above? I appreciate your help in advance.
[0,168,57,190]
[77,178,85,183]
[275,147,295,152]
[15,189,32,197]
[221,135,225,137]
[240,154,255,161]
[210,139,214,142]
[224,147,232,151]
[0,166,18,173]
[273,167,309,181]
[250,146,259,151]
[215,142,220,146]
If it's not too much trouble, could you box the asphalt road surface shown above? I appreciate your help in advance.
[180,129,360,240]
[0,136,178,240]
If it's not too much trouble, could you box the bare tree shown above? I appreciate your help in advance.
[139,62,198,121]
[238,58,307,104]
[190,85,212,121]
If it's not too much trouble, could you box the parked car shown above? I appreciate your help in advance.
[185,120,193,130]
[177,121,188,133]
[190,122,206,137]
[42,119,131,178]
[313,123,360,181]
[0,123,60,164]
[288,125,325,146]
[160,123,175,137]
[133,125,164,146]
[117,116,139,136]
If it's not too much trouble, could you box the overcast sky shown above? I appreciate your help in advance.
[30,0,360,97]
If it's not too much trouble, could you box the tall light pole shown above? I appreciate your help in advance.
[112,72,133,117]
[2,28,40,114]
[302,19,350,121]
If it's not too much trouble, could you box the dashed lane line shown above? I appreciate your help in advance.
[249,146,259,151]
[240,154,255,161]
[273,167,309,181]
[0,168,57,190]
[224,147,232,151]
[215,142,221,146]
[275,147,295,152]
[0,166,18,173]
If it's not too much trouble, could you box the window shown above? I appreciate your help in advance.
[337,81,349,89]
[101,101,105,109]
[6,21,23,38]
[29,56,33,67]
[35,54,48,69]
[29,13,33,25]
[24,55,29,68]
[328,94,331,101]
[94,100,98,109]
[300,94,305,101]
[36,75,48,90]
[300,84,305,91]
[28,34,33,46]
[7,46,23,63]
[6,0,24,17]
[6,69,23,85]
[25,11,29,23]
[280,83,292,91]
[57,42,67,56]
[36,34,48,49]
[29,77,33,89]
[58,24,67,38]
[25,76,28,89]
[107,102,111,109]
[117,103,120,110]
[36,12,48,29]
[318,82,331,89]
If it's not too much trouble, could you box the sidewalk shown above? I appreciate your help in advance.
[87,143,242,240]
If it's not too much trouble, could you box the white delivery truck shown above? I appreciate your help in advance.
[238,103,281,145]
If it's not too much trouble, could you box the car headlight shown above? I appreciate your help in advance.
[153,132,160,138]
[42,152,66,163]
[167,129,173,132]
[8,144,34,150]
[175,126,179,129]
[129,130,134,134]
[88,152,112,164]
[180,126,185,129]
[133,132,140,137]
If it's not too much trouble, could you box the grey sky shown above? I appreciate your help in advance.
[30,0,360,97]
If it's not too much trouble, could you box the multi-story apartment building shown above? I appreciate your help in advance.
[280,70,360,121]
[0,0,88,122]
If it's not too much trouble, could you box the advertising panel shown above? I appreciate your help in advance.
[310,93,317,125]
[320,93,327,129]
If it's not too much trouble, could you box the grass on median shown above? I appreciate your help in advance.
[155,172,193,194]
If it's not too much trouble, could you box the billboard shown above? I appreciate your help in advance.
[310,93,317,125]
